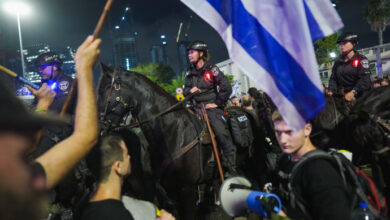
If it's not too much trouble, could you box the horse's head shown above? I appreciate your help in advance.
[97,63,177,132]
[97,63,137,131]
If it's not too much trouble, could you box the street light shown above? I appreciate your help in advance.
[4,1,31,78]
[329,52,337,59]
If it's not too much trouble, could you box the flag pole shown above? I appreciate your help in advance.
[60,0,114,117]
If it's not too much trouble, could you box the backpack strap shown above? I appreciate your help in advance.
[290,150,386,219]
[287,150,338,220]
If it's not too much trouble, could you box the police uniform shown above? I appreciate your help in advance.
[329,52,372,97]
[34,72,75,157]
[33,52,76,157]
[43,72,74,112]
[183,63,237,160]
[329,31,371,98]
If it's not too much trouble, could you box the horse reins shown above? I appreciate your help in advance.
[100,76,213,165]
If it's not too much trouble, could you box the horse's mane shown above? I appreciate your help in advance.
[130,70,178,104]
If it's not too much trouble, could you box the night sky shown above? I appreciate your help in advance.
[0,0,389,75]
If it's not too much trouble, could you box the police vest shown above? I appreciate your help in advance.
[228,110,254,148]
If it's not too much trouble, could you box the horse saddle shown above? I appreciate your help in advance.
[201,129,212,145]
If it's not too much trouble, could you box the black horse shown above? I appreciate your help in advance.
[335,87,390,200]
[310,89,390,202]
[97,64,217,219]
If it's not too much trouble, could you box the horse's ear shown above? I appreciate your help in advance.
[100,62,114,77]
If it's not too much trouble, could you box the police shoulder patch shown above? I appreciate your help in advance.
[59,80,70,91]
[211,66,220,77]
[361,59,369,69]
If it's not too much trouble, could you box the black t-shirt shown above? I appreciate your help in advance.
[289,159,351,220]
[80,199,134,220]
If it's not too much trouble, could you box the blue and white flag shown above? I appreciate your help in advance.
[181,0,343,130]
[230,80,240,98]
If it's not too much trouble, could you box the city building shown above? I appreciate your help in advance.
[112,5,138,70]
[150,45,167,64]
[113,36,138,70]
[24,43,50,83]
[176,41,190,75]
[150,34,169,65]
[54,46,76,78]
[216,59,257,95]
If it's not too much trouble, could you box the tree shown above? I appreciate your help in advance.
[160,72,186,96]
[225,74,235,85]
[314,33,339,66]
[363,0,390,45]
[131,63,176,84]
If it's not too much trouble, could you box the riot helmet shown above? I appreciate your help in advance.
[337,32,359,46]
[35,52,63,68]
[187,40,209,60]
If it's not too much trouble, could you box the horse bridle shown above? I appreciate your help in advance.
[99,70,211,165]
[100,69,132,133]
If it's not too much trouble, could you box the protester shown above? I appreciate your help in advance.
[184,40,237,175]
[0,35,100,220]
[230,96,241,107]
[328,32,372,101]
[381,78,389,87]
[373,79,382,88]
[241,95,259,127]
[271,111,350,220]
[80,135,175,220]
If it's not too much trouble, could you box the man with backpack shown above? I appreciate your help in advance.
[271,110,351,219]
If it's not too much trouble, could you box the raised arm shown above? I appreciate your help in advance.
[36,36,101,189]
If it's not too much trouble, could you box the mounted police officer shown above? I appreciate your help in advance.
[34,52,75,114]
[30,52,79,218]
[29,52,76,157]
[328,33,372,102]
[183,40,237,175]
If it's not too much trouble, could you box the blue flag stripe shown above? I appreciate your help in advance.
[304,0,343,38]
[206,0,324,121]
[303,1,324,42]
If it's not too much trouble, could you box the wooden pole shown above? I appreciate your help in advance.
[60,0,114,117]
[200,103,225,182]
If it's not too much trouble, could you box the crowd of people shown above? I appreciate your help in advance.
[0,31,389,220]
[183,34,389,220]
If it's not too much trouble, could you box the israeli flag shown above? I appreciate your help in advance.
[181,0,343,130]
[230,80,240,98]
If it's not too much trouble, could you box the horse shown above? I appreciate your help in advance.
[96,64,218,219]
[334,87,390,201]
[309,89,390,202]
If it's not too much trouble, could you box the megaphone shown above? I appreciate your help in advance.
[219,176,282,217]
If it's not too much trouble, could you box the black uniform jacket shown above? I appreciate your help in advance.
[184,63,232,107]
[329,52,372,96]
[37,71,75,114]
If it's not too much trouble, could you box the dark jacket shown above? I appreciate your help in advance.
[329,52,372,97]
[184,63,232,107]
[276,154,351,220]
[33,71,75,157]
[47,72,75,113]
[35,71,75,114]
